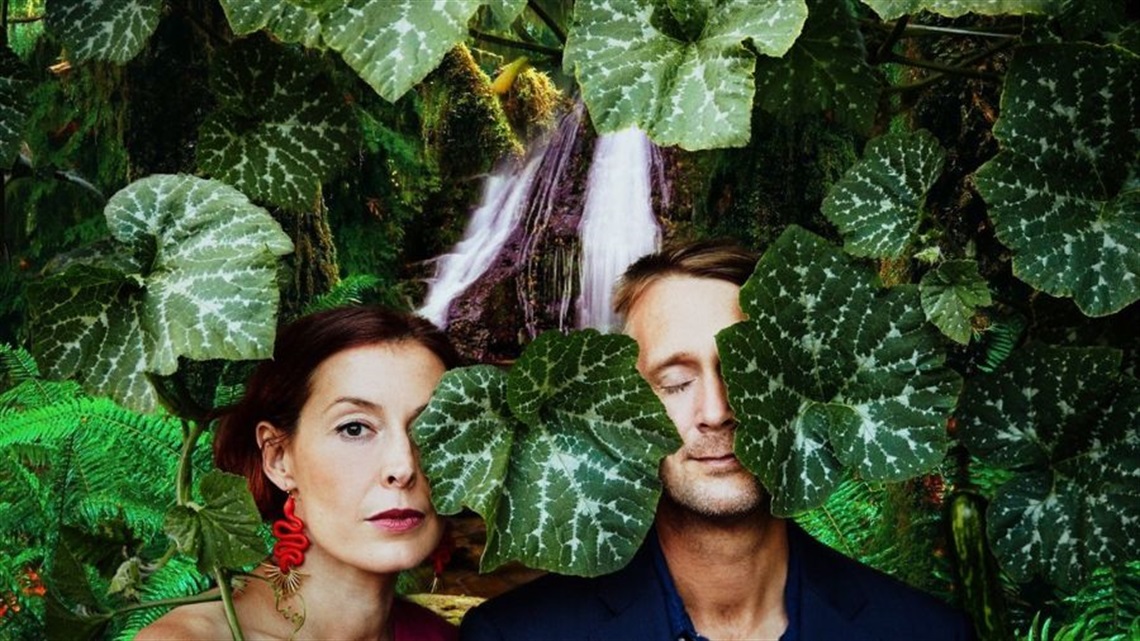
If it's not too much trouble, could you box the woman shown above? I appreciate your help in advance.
[138,306,462,640]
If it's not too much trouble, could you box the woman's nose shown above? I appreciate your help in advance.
[382,432,417,488]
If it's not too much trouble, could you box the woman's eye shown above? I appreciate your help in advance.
[659,381,692,396]
[336,421,370,438]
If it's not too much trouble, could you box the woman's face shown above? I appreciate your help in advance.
[265,341,445,576]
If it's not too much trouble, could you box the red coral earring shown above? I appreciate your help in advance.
[265,493,310,595]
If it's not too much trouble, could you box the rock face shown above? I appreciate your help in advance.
[444,106,593,363]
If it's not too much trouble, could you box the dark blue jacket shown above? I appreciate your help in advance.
[460,523,975,641]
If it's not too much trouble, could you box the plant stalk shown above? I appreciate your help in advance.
[112,591,222,615]
[874,14,909,63]
[468,28,562,59]
[176,419,204,506]
[215,567,245,641]
[862,18,1019,39]
[527,0,566,44]
[889,38,1013,92]
[883,51,1002,82]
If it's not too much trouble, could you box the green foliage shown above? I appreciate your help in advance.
[45,0,162,63]
[974,44,1140,317]
[413,330,679,576]
[0,48,31,165]
[957,345,1140,588]
[1019,562,1140,640]
[718,226,961,516]
[754,0,879,133]
[921,260,993,345]
[27,174,294,413]
[863,0,1060,19]
[563,0,808,150]
[197,37,358,211]
[164,471,265,575]
[822,129,946,258]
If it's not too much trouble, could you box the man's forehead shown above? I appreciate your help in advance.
[624,275,744,366]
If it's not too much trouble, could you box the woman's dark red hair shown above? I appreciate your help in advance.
[213,306,461,521]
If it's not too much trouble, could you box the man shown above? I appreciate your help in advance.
[460,240,975,641]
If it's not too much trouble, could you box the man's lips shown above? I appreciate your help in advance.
[366,508,425,533]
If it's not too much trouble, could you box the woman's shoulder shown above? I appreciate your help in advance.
[394,598,459,641]
[134,601,231,640]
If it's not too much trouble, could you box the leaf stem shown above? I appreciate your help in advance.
[862,18,1019,39]
[873,14,909,63]
[882,51,1002,82]
[527,0,566,45]
[112,591,222,615]
[889,38,1013,92]
[176,419,204,506]
[468,29,562,59]
[215,567,245,641]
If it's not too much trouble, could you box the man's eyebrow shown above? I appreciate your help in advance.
[643,353,698,379]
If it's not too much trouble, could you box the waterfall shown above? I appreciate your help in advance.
[419,103,668,349]
[576,127,664,333]
[418,155,542,328]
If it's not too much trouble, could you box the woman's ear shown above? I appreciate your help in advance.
[257,422,294,493]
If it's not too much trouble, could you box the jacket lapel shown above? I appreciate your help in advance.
[588,543,673,641]
[792,523,874,640]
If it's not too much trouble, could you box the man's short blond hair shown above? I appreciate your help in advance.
[612,239,758,322]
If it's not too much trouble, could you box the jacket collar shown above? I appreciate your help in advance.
[590,538,673,641]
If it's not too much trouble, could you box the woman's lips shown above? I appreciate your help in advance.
[367,508,425,533]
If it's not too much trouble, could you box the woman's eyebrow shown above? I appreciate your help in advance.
[325,396,382,412]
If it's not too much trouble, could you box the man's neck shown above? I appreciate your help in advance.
[655,502,790,641]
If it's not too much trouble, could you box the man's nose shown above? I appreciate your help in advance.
[697,374,735,430]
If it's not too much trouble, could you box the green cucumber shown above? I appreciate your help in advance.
[948,489,1011,641]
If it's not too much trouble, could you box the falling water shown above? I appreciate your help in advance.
[419,103,668,352]
[418,156,543,328]
[576,127,665,333]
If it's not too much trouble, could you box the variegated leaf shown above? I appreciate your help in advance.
[198,38,357,211]
[217,0,324,47]
[0,49,31,166]
[920,260,992,345]
[863,0,1060,19]
[46,0,163,64]
[323,0,485,102]
[754,0,879,133]
[975,45,1140,317]
[164,471,267,574]
[563,0,808,150]
[29,175,293,412]
[718,226,961,516]
[413,331,679,576]
[958,345,1140,587]
[823,130,945,258]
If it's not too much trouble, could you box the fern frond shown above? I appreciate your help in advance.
[977,314,1026,373]
[302,273,382,314]
[1019,562,1140,640]
[111,556,212,641]
[0,344,40,383]
[795,478,888,560]
[0,378,85,413]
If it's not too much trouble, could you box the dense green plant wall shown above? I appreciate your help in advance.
[2,1,1138,640]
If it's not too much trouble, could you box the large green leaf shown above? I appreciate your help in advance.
[975,44,1140,317]
[46,0,163,63]
[413,330,679,576]
[164,471,267,574]
[218,0,324,47]
[0,49,31,166]
[862,0,1059,19]
[957,345,1140,588]
[718,226,961,516]
[822,129,945,258]
[28,175,293,412]
[754,0,879,133]
[198,38,358,211]
[563,0,808,150]
[920,259,992,345]
[323,0,486,102]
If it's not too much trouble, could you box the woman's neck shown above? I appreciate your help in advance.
[244,546,400,641]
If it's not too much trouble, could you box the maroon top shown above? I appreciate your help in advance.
[394,599,459,641]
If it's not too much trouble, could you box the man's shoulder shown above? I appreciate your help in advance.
[795,527,975,639]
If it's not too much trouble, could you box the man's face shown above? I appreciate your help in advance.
[626,275,764,518]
